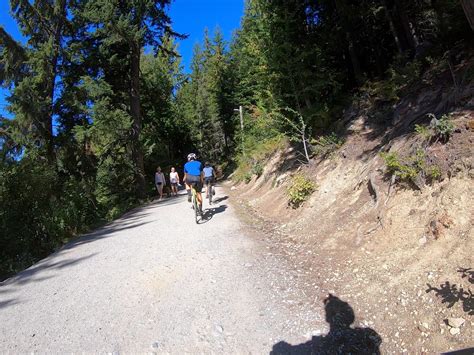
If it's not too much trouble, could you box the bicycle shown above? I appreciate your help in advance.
[190,184,202,224]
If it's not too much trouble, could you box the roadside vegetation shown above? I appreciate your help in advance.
[287,174,317,208]
[415,113,455,144]
[380,113,456,188]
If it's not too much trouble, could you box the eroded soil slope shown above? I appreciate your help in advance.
[230,55,473,353]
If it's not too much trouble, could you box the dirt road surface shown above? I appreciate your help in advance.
[0,187,320,353]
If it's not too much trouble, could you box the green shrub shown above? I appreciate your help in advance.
[381,152,418,181]
[311,132,344,157]
[427,165,442,180]
[381,149,442,187]
[415,124,431,140]
[0,159,102,279]
[288,174,316,208]
[251,162,264,177]
[244,172,252,184]
[416,113,455,143]
[430,114,454,142]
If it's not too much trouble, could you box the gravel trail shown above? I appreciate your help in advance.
[0,187,318,353]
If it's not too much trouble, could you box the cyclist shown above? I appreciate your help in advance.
[203,162,216,199]
[184,153,204,214]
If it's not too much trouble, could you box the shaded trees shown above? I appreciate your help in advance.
[1,0,71,162]
[0,0,186,278]
[177,28,235,161]
[77,0,179,199]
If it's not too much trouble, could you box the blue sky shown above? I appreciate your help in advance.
[170,0,244,71]
[0,0,244,118]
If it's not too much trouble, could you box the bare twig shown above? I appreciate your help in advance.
[384,174,396,206]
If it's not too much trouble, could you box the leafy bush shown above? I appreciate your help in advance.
[0,159,102,280]
[427,165,442,180]
[381,149,442,188]
[381,152,418,181]
[414,124,431,140]
[311,133,344,157]
[244,173,252,184]
[288,174,316,208]
[429,114,454,142]
[416,113,455,143]
[251,162,264,177]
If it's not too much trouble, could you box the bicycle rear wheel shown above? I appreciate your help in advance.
[192,188,199,224]
[208,185,212,205]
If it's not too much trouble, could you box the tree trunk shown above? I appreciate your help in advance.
[334,0,363,83]
[460,0,474,30]
[43,0,66,163]
[382,0,403,54]
[394,0,419,53]
[130,41,146,199]
[347,33,363,82]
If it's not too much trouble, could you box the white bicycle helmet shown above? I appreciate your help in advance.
[187,153,197,160]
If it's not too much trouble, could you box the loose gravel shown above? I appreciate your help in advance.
[0,187,321,353]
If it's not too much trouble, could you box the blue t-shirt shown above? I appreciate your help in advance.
[184,160,203,176]
[203,166,214,178]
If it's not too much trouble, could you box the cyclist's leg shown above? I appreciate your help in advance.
[209,178,216,195]
[185,182,192,202]
[195,180,203,212]
[204,178,210,196]
[191,185,197,209]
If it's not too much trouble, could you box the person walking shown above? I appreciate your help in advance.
[169,167,180,196]
[155,166,166,200]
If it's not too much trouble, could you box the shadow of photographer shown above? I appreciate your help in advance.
[271,294,382,355]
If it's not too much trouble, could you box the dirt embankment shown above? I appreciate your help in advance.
[230,55,474,353]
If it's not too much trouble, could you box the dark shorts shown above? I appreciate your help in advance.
[186,175,202,193]
[170,182,177,187]
[204,177,214,185]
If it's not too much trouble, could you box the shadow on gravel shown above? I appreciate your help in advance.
[199,204,228,224]
[60,195,186,252]
[0,298,19,310]
[0,196,176,287]
[61,220,154,251]
[151,194,187,207]
[271,294,382,355]
[1,253,98,288]
[212,195,228,204]
[426,267,474,316]
[60,198,174,251]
